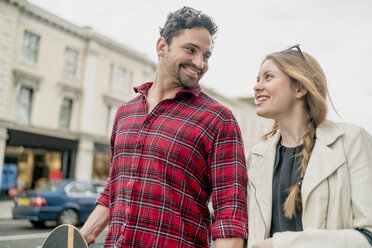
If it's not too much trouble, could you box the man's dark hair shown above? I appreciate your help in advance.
[160,6,218,45]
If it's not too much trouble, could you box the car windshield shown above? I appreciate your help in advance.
[36,180,67,192]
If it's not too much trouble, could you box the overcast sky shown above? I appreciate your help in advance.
[28,0,372,133]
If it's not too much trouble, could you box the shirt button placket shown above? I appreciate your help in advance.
[130,117,151,214]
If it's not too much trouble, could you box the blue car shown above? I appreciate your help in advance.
[12,180,105,227]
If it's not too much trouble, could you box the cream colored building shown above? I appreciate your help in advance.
[203,89,272,150]
[0,0,270,194]
[0,0,156,192]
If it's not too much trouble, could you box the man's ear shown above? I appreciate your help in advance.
[296,84,308,100]
[157,37,167,57]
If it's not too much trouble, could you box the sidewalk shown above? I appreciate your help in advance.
[0,200,13,219]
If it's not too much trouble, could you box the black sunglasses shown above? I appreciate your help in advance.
[280,44,304,57]
[179,6,201,16]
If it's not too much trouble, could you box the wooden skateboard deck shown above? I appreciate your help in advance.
[42,224,88,248]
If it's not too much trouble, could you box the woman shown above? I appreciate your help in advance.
[247,45,372,248]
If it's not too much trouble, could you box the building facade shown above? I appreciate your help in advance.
[0,0,156,195]
[0,0,271,196]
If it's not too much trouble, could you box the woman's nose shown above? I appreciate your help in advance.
[254,81,263,91]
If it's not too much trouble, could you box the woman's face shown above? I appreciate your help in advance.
[254,59,302,120]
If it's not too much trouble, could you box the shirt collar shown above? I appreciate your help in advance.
[134,82,201,98]
[134,82,153,95]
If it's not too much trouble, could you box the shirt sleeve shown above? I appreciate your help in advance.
[96,179,110,207]
[96,108,119,207]
[210,112,248,240]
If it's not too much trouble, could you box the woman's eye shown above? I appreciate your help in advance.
[266,74,273,79]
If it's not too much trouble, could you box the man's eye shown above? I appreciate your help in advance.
[186,47,195,53]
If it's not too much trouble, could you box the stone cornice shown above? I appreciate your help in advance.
[57,82,82,97]
[6,0,86,39]
[90,31,157,67]
[0,118,110,144]
[13,68,43,90]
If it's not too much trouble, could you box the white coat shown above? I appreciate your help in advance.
[247,120,372,248]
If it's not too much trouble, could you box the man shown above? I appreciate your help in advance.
[81,7,248,248]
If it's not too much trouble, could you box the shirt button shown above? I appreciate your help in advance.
[144,120,150,125]
[137,144,143,149]
[125,207,130,215]
[127,181,134,188]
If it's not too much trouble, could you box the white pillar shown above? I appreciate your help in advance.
[0,128,7,190]
[80,42,98,133]
[0,1,17,118]
[75,138,94,180]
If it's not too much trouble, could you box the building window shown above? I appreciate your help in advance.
[59,97,73,128]
[63,48,78,76]
[105,104,112,135]
[21,31,40,64]
[16,86,34,124]
[116,67,126,91]
[109,63,114,87]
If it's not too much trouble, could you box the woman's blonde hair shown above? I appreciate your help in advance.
[263,49,328,218]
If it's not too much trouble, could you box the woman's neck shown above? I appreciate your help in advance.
[276,112,308,148]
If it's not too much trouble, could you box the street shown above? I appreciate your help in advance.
[0,219,107,248]
[0,219,216,248]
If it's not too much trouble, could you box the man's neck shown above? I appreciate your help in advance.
[145,76,183,114]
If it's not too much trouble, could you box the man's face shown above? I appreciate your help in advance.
[159,27,212,89]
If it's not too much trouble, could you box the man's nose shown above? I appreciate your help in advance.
[193,54,204,69]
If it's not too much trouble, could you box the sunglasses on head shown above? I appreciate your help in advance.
[280,44,304,57]
[179,6,200,16]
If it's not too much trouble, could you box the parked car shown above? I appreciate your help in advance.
[12,179,105,227]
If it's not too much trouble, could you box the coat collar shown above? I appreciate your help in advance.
[314,120,344,146]
[301,120,346,207]
[250,120,344,156]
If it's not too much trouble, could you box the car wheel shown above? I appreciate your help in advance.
[57,209,79,226]
[30,220,45,228]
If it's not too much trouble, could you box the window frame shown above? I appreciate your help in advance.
[57,83,81,131]
[21,30,41,64]
[115,67,126,91]
[58,97,74,129]
[12,69,42,125]
[63,47,79,77]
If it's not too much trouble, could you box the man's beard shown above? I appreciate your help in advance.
[172,64,200,89]
[175,73,199,89]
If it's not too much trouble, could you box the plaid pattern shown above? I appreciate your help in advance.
[97,83,248,247]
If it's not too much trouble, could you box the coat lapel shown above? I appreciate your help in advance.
[301,121,346,207]
[249,132,280,235]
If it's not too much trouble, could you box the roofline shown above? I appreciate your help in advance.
[5,0,157,68]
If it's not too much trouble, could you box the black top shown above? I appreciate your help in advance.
[270,141,304,236]
[269,141,372,246]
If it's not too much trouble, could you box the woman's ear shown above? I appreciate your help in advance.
[296,85,308,100]
[156,37,167,57]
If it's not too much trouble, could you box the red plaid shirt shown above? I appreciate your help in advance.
[97,83,248,247]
